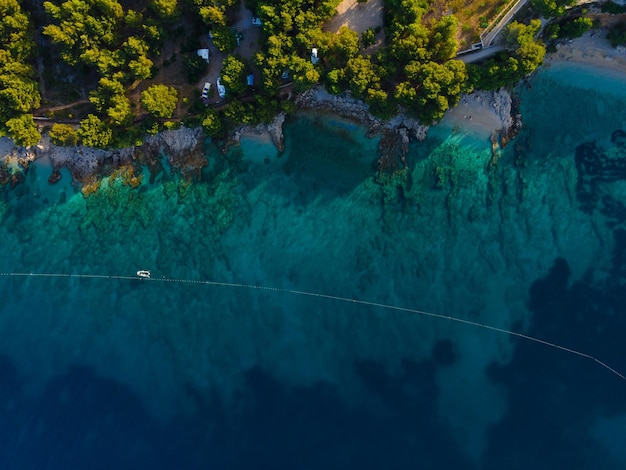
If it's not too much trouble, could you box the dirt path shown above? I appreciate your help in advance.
[323,0,384,34]
[34,99,91,116]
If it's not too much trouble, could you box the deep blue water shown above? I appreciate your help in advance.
[1,62,626,468]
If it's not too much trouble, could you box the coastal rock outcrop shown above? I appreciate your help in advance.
[0,85,519,187]
[491,88,514,133]
[267,112,286,152]
[149,127,204,156]
[296,87,430,138]
[296,86,430,172]
[0,127,208,185]
[0,138,37,186]
[35,134,134,181]
[231,112,286,153]
[143,127,206,180]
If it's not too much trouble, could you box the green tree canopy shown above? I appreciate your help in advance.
[200,5,226,25]
[212,25,238,52]
[195,0,237,23]
[0,0,34,60]
[344,55,380,97]
[220,55,248,95]
[503,20,541,49]
[289,55,320,92]
[471,20,545,89]
[78,114,113,147]
[394,81,417,107]
[366,88,397,119]
[141,84,178,118]
[361,28,376,48]
[428,15,459,62]
[389,22,430,64]
[504,20,545,75]
[43,0,125,65]
[0,0,41,144]
[49,123,78,146]
[0,71,40,117]
[530,0,577,17]
[6,114,40,147]
[250,0,341,94]
[150,0,178,18]
[106,93,133,125]
[122,36,153,81]
[559,17,593,39]
[398,59,468,124]
[329,26,360,66]
[89,78,133,125]
[201,109,223,136]
[385,0,427,28]
[43,0,155,85]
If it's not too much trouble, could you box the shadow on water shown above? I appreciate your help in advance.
[0,361,163,470]
[0,351,474,469]
[176,355,472,469]
[480,127,626,469]
[483,252,626,469]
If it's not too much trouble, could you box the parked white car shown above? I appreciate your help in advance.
[201,82,211,99]
[216,78,226,98]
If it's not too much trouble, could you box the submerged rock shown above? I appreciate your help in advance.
[0,127,209,187]
[296,86,430,142]
[48,169,62,185]
[144,128,206,181]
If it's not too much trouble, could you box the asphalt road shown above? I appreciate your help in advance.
[458,45,505,64]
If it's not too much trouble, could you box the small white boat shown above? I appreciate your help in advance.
[136,270,151,278]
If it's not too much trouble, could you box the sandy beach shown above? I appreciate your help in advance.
[442,91,513,139]
[544,27,626,72]
[443,30,626,139]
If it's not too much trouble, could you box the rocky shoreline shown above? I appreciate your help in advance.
[294,86,518,171]
[4,29,626,189]
[0,85,518,187]
[296,86,430,141]
[0,127,208,188]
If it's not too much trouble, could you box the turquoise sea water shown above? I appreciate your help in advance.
[1,63,626,468]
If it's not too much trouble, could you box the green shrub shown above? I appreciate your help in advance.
[361,28,376,48]
[141,84,179,118]
[184,54,208,84]
[559,17,593,38]
[608,21,626,47]
[601,1,626,14]
[49,123,78,146]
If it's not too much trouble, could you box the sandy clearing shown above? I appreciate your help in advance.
[324,0,384,35]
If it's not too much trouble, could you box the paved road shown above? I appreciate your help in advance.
[458,45,505,64]
[481,0,529,47]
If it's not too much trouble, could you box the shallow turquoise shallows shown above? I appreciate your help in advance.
[1,62,626,469]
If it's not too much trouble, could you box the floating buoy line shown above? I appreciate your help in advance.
[1,270,625,383]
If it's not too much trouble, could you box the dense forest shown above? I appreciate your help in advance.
[0,0,590,148]
[0,0,41,146]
